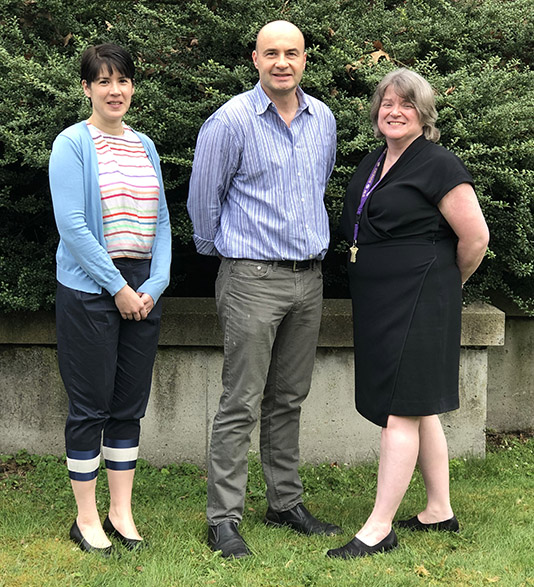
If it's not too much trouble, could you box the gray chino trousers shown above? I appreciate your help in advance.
[207,258,323,526]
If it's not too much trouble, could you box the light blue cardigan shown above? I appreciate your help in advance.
[49,121,171,303]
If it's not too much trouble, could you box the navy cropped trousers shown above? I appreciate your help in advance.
[56,259,162,481]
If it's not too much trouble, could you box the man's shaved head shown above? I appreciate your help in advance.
[255,20,305,52]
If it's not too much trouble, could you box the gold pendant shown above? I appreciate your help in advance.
[349,244,358,263]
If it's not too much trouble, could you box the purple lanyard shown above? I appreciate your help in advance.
[353,148,387,243]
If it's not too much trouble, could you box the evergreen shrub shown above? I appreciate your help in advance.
[0,0,532,311]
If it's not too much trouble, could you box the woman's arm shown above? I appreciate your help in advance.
[49,131,127,295]
[438,182,490,284]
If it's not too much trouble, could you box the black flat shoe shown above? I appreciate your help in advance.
[208,521,251,558]
[396,514,459,533]
[103,515,147,551]
[264,503,342,536]
[69,520,113,557]
[326,529,398,559]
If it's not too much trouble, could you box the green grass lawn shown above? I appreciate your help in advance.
[1,433,534,587]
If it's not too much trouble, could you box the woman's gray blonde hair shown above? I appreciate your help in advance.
[370,68,440,143]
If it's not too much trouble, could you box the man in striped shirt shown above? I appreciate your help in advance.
[188,20,339,558]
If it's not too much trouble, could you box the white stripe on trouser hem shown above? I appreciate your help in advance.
[102,446,139,462]
[66,455,101,473]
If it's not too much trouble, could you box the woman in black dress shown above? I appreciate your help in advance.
[327,69,489,559]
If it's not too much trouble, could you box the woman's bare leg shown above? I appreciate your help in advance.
[356,415,420,545]
[106,468,142,540]
[415,415,454,523]
[71,479,111,548]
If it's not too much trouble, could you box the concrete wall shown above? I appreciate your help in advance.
[487,299,534,432]
[0,300,505,467]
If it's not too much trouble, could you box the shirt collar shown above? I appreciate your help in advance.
[253,82,313,116]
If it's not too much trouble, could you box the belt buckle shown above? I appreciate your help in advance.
[292,260,299,272]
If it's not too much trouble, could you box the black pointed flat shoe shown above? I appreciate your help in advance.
[69,520,113,557]
[326,528,398,559]
[396,514,459,533]
[103,515,147,551]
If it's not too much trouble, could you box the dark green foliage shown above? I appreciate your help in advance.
[0,0,533,311]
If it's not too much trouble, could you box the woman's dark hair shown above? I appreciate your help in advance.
[80,43,135,85]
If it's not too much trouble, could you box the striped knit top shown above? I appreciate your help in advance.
[88,121,160,259]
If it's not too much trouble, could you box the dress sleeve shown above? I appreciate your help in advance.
[423,147,474,205]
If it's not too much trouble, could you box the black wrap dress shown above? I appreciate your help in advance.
[340,135,474,427]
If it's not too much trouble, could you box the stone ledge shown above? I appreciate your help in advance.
[159,297,222,346]
[0,310,56,345]
[0,299,505,348]
[160,297,357,348]
[460,302,505,347]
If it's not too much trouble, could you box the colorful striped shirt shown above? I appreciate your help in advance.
[88,122,160,259]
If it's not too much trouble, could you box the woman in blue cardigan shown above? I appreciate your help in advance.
[49,43,171,555]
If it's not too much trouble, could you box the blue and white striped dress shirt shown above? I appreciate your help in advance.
[187,82,336,260]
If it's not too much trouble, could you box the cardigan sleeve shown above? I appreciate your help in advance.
[49,131,126,296]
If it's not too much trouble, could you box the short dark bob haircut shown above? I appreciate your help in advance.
[80,43,135,85]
